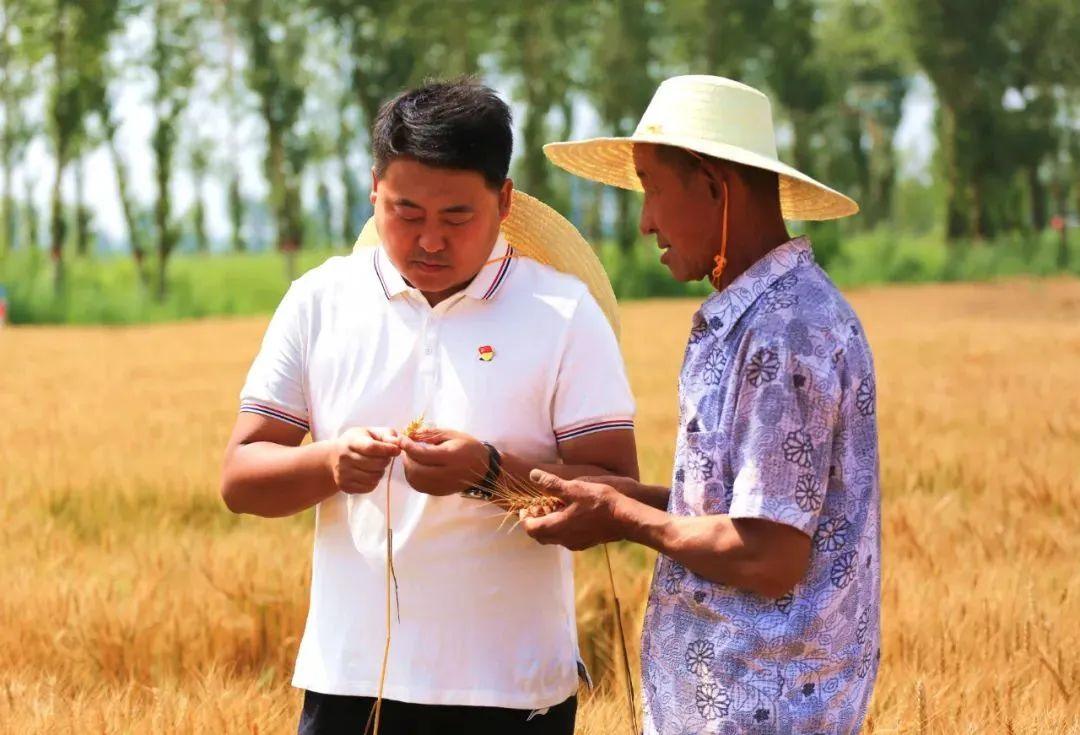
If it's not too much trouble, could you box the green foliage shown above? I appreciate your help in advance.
[890,0,1078,239]
[3,231,1076,324]
[2,0,1080,321]
[231,0,316,256]
[0,246,339,325]
[146,0,200,299]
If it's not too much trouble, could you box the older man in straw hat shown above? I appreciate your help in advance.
[221,78,638,734]
[523,75,880,733]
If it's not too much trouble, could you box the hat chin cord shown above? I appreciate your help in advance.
[709,179,729,290]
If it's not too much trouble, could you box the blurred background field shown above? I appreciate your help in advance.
[2,279,1078,733]
[2,0,1080,323]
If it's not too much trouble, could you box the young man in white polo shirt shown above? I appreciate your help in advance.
[220,80,637,734]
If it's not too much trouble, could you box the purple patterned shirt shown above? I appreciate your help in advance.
[640,238,880,734]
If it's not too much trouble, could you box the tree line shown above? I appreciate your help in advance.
[1,0,1078,298]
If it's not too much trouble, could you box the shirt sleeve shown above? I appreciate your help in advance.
[238,283,310,433]
[726,329,842,535]
[551,291,635,443]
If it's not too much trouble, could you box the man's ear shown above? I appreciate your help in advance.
[370,167,379,206]
[703,160,726,202]
[498,178,514,222]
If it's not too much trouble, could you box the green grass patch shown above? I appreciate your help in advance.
[2,228,1077,324]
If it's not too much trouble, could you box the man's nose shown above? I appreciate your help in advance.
[417,224,446,253]
[639,203,655,236]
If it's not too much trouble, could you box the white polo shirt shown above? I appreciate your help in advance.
[238,236,635,709]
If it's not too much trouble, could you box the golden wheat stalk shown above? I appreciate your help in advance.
[474,468,565,529]
[365,416,427,735]
[477,468,637,733]
[603,543,639,735]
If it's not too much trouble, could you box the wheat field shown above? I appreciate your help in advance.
[2,277,1078,734]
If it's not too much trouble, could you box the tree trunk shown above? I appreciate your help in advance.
[970,178,985,242]
[50,146,67,291]
[615,188,636,252]
[74,156,89,256]
[584,182,603,242]
[229,174,244,252]
[193,191,207,253]
[153,116,177,301]
[50,20,67,292]
[192,161,208,253]
[1027,162,1047,232]
[789,111,815,181]
[155,249,168,301]
[106,122,148,284]
[22,175,37,250]
[0,0,10,256]
[876,150,897,230]
[847,111,872,227]
[283,172,302,281]
[337,110,358,246]
[1,153,11,257]
[314,179,329,246]
[340,165,358,246]
[559,98,574,144]
[515,5,553,206]
[1,119,11,257]
[940,105,968,241]
[266,120,289,253]
[520,97,553,204]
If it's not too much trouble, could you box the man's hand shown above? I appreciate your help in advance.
[399,427,489,496]
[577,474,670,510]
[327,427,401,494]
[519,470,626,551]
[581,474,651,499]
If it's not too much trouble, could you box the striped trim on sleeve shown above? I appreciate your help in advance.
[554,418,634,442]
[239,402,310,432]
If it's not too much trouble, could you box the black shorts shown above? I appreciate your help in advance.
[297,690,577,735]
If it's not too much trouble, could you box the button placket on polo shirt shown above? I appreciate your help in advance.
[414,304,436,414]
[414,293,463,415]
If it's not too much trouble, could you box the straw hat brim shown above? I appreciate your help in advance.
[353,189,621,337]
[544,134,859,222]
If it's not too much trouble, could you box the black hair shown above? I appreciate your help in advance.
[372,78,513,189]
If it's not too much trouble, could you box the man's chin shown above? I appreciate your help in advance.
[405,267,463,294]
[662,261,699,283]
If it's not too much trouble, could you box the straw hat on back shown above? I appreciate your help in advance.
[352,189,622,336]
[544,75,858,221]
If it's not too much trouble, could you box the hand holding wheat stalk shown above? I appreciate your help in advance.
[478,467,639,735]
[365,415,428,735]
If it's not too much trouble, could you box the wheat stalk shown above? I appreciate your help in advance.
[478,468,565,530]
[479,468,638,734]
[365,416,427,735]
[603,543,639,735]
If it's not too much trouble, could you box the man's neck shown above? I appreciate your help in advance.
[713,217,790,292]
[420,283,468,308]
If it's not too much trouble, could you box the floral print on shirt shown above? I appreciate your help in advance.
[640,238,881,735]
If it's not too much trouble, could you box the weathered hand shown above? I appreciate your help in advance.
[399,427,489,496]
[519,470,625,551]
[327,427,401,494]
[577,474,644,499]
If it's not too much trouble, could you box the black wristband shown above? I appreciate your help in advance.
[463,442,501,500]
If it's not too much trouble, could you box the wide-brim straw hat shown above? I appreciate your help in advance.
[353,189,621,336]
[544,75,858,221]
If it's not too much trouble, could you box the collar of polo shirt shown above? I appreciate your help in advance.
[372,235,515,303]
